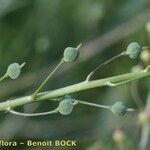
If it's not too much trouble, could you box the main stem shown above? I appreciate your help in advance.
[0,68,150,112]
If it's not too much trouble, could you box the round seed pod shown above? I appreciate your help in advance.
[7,63,21,79]
[63,47,79,62]
[110,101,127,116]
[126,42,141,59]
[58,98,74,115]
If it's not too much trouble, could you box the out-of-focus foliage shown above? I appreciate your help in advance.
[0,0,150,149]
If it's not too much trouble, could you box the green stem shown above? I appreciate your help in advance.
[86,51,126,81]
[76,100,134,111]
[76,99,110,109]
[0,67,150,112]
[32,59,64,99]
[0,74,8,82]
[7,108,58,117]
[76,43,82,50]
[20,62,26,68]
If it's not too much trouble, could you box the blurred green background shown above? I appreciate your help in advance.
[0,0,150,149]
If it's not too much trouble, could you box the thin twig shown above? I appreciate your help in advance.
[32,59,64,99]
[86,52,126,81]
[0,74,8,82]
[7,108,58,117]
[76,100,110,109]
[76,99,135,112]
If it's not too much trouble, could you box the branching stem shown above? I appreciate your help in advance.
[6,99,134,117]
[0,67,149,112]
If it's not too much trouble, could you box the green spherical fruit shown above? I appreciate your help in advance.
[7,63,21,79]
[63,47,79,62]
[111,101,127,116]
[58,98,74,115]
[126,42,141,59]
